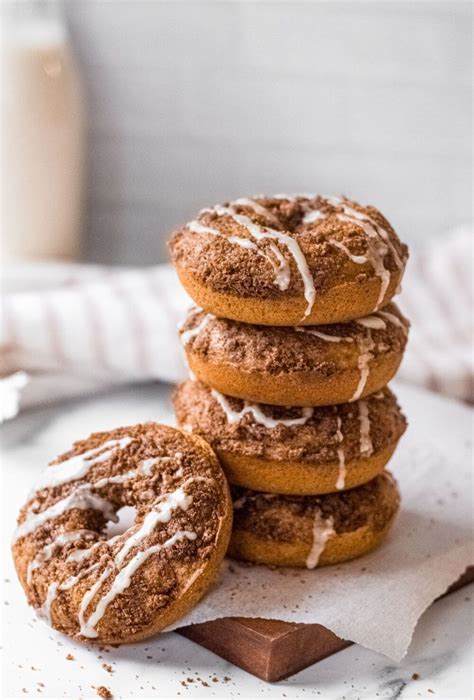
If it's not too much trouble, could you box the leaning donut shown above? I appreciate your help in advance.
[170,194,408,326]
[12,423,232,644]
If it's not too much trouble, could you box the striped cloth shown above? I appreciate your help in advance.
[1,226,472,418]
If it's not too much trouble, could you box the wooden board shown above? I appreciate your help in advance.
[179,566,474,682]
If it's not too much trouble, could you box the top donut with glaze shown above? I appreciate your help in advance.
[170,194,408,326]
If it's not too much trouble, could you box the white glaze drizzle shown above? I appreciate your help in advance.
[79,530,197,638]
[351,331,375,402]
[78,565,114,637]
[114,484,194,566]
[295,327,354,343]
[60,561,101,591]
[38,582,59,625]
[329,196,402,308]
[232,197,281,227]
[190,194,403,317]
[189,201,315,317]
[92,455,167,489]
[337,213,390,309]
[334,417,346,490]
[303,196,398,310]
[358,400,373,457]
[75,476,211,637]
[38,561,102,624]
[180,312,213,346]
[68,476,199,573]
[66,543,102,564]
[232,496,248,510]
[356,314,387,330]
[31,437,134,493]
[24,439,202,635]
[330,197,405,270]
[210,388,313,428]
[27,529,96,583]
[305,513,335,569]
[213,204,315,311]
[327,237,369,265]
[302,209,325,224]
[377,310,408,335]
[13,486,117,544]
[188,215,290,291]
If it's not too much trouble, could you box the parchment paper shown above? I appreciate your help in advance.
[167,386,473,661]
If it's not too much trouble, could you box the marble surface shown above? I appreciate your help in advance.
[1,382,473,699]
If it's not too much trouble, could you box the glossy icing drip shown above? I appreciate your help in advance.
[75,476,209,637]
[295,327,354,343]
[180,312,213,346]
[377,310,408,335]
[305,513,335,569]
[211,388,314,428]
[13,486,117,544]
[27,530,96,584]
[351,331,375,402]
[358,400,373,457]
[32,437,134,493]
[356,314,387,330]
[335,417,346,490]
[188,199,315,317]
[79,530,197,638]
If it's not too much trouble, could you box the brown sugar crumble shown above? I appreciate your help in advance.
[411,673,420,680]
[102,664,113,674]
[65,654,74,661]
[96,687,112,699]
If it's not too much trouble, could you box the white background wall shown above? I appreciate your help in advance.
[65,0,472,265]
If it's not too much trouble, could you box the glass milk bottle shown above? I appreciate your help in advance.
[1,1,85,261]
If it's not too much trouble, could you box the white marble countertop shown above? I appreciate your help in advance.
[2,383,473,699]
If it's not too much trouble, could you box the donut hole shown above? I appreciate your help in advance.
[106,505,137,539]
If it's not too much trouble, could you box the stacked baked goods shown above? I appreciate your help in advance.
[171,194,410,569]
[11,193,409,645]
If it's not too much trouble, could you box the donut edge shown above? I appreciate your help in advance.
[176,264,403,327]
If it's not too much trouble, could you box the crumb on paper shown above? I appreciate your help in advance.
[102,664,113,674]
[411,672,420,680]
[96,687,112,699]
[65,654,74,661]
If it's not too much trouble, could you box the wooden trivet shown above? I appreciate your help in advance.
[179,566,474,682]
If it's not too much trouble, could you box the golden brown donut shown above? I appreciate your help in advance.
[228,472,400,568]
[12,424,232,645]
[179,303,409,407]
[173,381,406,495]
[169,194,408,326]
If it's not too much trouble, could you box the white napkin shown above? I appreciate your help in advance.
[1,226,472,416]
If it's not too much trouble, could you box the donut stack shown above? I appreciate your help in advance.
[170,195,409,569]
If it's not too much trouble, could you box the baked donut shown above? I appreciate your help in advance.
[169,194,408,326]
[173,381,406,495]
[12,424,232,644]
[229,472,400,568]
[179,303,409,407]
